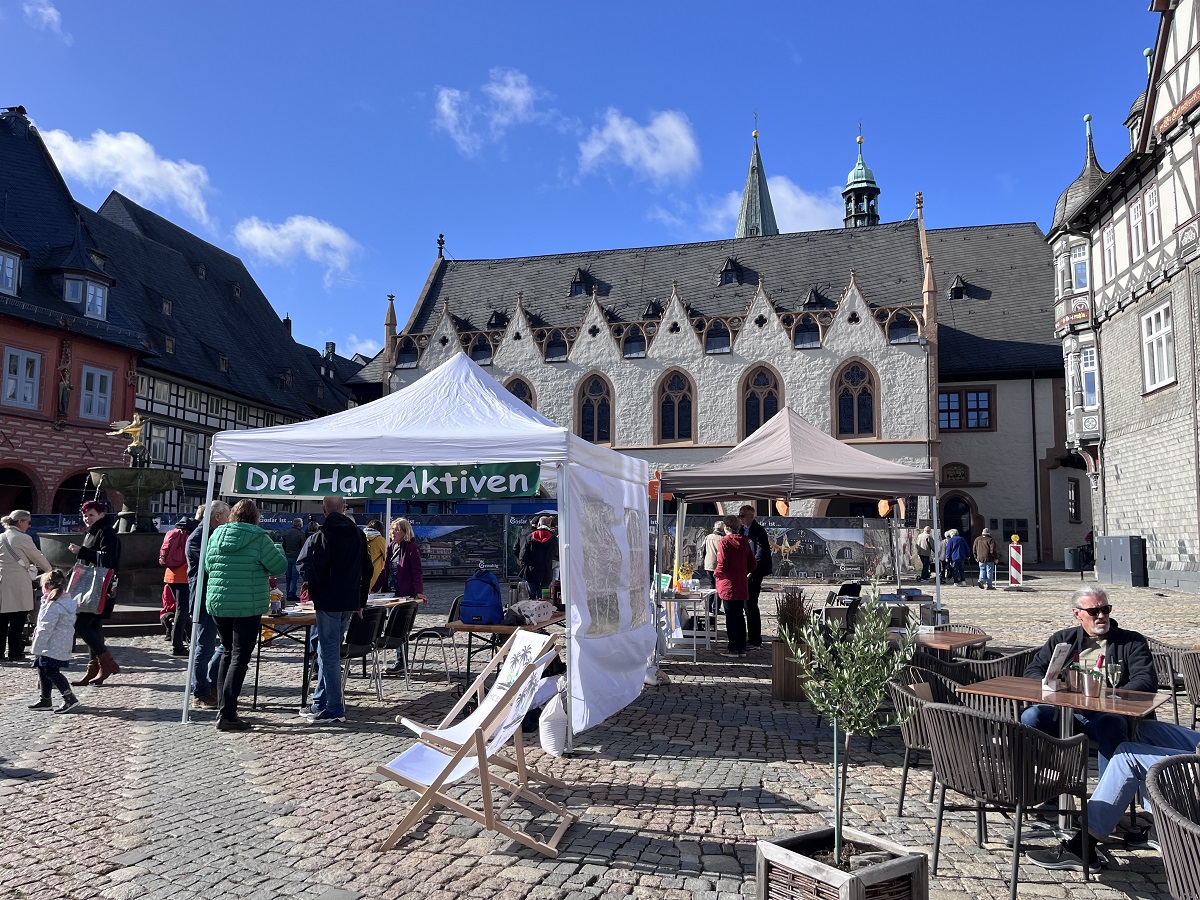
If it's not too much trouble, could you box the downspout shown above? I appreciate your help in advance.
[1189,270,1200,571]
[1030,372,1042,562]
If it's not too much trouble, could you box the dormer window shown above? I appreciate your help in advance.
[569,268,590,297]
[719,257,742,286]
[197,263,206,280]
[0,250,18,295]
[948,275,966,301]
[65,277,84,304]
[85,282,107,319]
[219,355,228,372]
[232,282,242,298]
[396,337,419,369]
[164,336,175,354]
[162,298,172,316]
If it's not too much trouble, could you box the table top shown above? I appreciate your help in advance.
[912,630,991,652]
[957,675,1170,718]
[449,611,565,635]
[264,612,316,627]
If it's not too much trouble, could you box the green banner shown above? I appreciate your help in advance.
[230,462,541,500]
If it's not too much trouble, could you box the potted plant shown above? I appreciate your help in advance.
[758,585,926,900]
[772,586,811,702]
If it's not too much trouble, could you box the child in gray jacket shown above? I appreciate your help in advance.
[28,570,81,713]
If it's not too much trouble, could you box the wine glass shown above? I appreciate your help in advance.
[1105,660,1124,698]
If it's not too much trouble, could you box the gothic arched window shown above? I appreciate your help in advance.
[396,337,419,368]
[658,370,694,443]
[577,375,612,444]
[793,315,821,349]
[705,320,731,354]
[742,365,780,439]
[887,312,919,344]
[468,334,492,364]
[544,330,568,362]
[622,325,646,359]
[506,377,535,409]
[835,361,877,438]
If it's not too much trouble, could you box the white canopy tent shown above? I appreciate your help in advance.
[657,408,942,608]
[183,353,656,740]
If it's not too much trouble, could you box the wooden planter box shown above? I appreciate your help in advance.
[757,827,927,900]
[772,640,806,701]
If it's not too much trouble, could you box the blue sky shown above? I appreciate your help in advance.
[5,1,1154,359]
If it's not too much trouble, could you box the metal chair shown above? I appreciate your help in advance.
[410,594,463,683]
[955,647,1038,682]
[933,622,989,658]
[379,602,419,689]
[1180,650,1200,730]
[924,703,1091,900]
[1147,637,1188,725]
[1146,753,1200,900]
[341,606,387,702]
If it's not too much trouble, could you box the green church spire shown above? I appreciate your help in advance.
[735,128,779,238]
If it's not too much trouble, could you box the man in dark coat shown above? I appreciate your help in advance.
[281,517,306,601]
[297,496,372,723]
[187,500,229,708]
[1022,585,1156,775]
[519,516,558,600]
[738,505,773,650]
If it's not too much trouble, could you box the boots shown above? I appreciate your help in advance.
[55,691,81,713]
[28,696,52,710]
[71,658,101,686]
[92,651,119,685]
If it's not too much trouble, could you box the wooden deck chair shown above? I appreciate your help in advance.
[376,631,577,856]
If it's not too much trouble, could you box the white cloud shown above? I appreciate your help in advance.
[41,128,211,225]
[345,334,382,357]
[768,176,845,232]
[579,109,700,184]
[233,215,360,289]
[23,0,72,44]
[434,67,545,156]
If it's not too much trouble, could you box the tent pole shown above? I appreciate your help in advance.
[384,498,392,545]
[894,499,902,593]
[556,461,575,754]
[931,497,943,614]
[182,459,218,724]
[654,490,665,665]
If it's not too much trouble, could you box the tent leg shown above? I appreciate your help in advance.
[182,460,218,724]
[653,491,666,665]
[931,497,942,613]
[556,461,575,754]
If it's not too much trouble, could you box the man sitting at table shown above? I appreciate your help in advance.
[297,496,372,724]
[1021,585,1156,776]
[1028,719,1200,872]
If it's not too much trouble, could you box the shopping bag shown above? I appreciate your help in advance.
[69,563,114,615]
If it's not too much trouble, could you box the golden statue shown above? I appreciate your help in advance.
[107,414,149,467]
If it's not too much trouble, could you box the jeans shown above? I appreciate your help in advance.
[746,572,764,646]
[918,554,932,580]
[978,561,996,588]
[312,610,354,716]
[0,610,28,657]
[37,663,71,698]
[950,559,965,583]
[722,599,747,654]
[526,577,545,601]
[1020,704,1129,776]
[1087,721,1200,837]
[192,602,223,697]
[169,583,190,650]
[286,558,300,599]
[213,614,261,723]
[74,612,106,658]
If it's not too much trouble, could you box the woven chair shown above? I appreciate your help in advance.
[933,622,989,658]
[924,703,1091,900]
[955,647,1038,683]
[888,670,961,815]
[1180,651,1200,730]
[911,649,975,685]
[1147,637,1188,725]
[1146,753,1200,900]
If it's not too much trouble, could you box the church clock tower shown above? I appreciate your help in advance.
[842,133,880,228]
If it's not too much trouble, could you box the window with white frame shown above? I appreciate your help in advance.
[1057,253,1071,296]
[1146,184,1161,247]
[1071,245,1089,290]
[185,389,200,410]
[79,366,112,420]
[1130,199,1145,261]
[148,424,167,462]
[236,403,248,423]
[153,380,170,403]
[181,431,199,468]
[1142,302,1176,391]
[2,347,40,409]
[1080,347,1098,409]
[136,374,149,397]
[1103,225,1116,283]
[85,282,107,319]
[64,277,84,305]
[0,251,17,295]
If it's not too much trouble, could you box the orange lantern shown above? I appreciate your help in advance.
[775,499,789,516]
[877,499,892,517]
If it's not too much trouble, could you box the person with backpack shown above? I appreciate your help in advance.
[159,516,195,657]
[519,516,557,601]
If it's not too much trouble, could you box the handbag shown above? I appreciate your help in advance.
[68,563,114,615]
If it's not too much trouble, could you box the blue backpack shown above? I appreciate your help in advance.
[460,569,503,625]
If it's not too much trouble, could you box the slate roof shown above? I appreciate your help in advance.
[1050,125,1108,234]
[927,223,1059,377]
[405,220,928,335]
[735,136,779,238]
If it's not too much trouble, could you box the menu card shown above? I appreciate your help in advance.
[1042,642,1073,692]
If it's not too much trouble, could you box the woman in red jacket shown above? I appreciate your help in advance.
[714,513,756,659]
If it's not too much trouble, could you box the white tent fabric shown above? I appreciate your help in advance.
[200,353,653,735]
[658,407,935,501]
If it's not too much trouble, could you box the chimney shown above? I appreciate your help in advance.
[325,341,335,359]
[282,314,292,335]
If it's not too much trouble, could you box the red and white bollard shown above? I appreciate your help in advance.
[1008,537,1023,587]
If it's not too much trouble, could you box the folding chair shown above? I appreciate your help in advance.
[410,594,463,683]
[342,606,387,702]
[377,630,576,856]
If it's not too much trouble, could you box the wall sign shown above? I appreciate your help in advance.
[228,462,541,500]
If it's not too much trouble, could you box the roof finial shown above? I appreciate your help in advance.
[437,233,445,258]
[1145,47,1154,75]
[753,111,759,141]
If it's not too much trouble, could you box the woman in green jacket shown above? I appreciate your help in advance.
[203,499,287,731]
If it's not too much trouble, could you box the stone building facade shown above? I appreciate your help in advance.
[1051,0,1200,589]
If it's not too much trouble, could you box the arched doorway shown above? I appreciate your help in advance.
[940,494,976,545]
[0,467,36,513]
[53,473,95,515]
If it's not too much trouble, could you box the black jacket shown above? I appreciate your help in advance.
[186,524,209,612]
[297,512,371,612]
[1023,621,1157,692]
[281,525,306,559]
[519,527,558,584]
[743,519,773,577]
[77,515,122,618]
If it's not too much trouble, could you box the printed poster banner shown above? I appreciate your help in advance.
[228,462,540,500]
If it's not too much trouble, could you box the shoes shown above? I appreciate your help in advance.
[977,582,985,589]
[745,643,763,651]
[216,717,251,732]
[55,695,81,714]
[299,704,321,718]
[985,585,996,590]
[8,653,27,662]
[191,694,217,709]
[71,658,101,686]
[1026,831,1101,873]
[384,662,407,675]
[172,647,189,657]
[304,709,346,723]
[1125,826,1160,852]
[92,650,119,686]
[719,651,746,659]
[28,697,52,710]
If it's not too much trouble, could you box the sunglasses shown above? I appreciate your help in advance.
[1076,605,1113,617]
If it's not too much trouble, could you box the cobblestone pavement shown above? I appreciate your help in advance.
[0,570,1193,899]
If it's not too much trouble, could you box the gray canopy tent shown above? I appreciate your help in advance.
[656,407,941,609]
